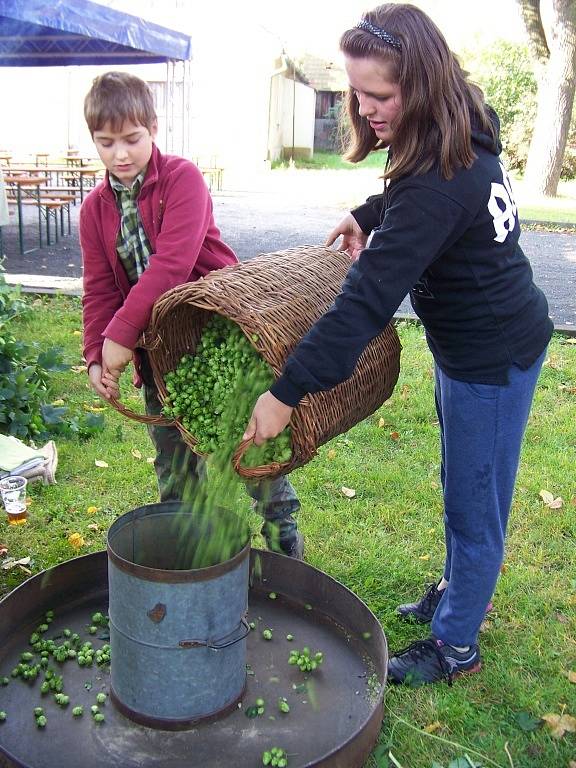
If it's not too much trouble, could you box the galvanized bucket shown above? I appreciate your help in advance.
[107,502,250,730]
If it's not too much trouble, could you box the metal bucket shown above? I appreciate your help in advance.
[106,502,250,730]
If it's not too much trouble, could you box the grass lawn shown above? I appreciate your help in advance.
[273,149,388,171]
[1,296,576,767]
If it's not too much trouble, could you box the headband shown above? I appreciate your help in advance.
[356,19,402,50]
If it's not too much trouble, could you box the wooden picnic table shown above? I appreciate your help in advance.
[3,175,47,254]
[7,164,104,201]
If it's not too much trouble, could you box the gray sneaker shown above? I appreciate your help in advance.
[397,583,445,623]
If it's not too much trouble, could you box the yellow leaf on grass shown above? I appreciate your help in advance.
[71,365,87,373]
[94,460,109,468]
[423,721,442,733]
[565,670,576,683]
[378,417,386,428]
[73,330,82,336]
[87,523,99,531]
[541,713,576,738]
[419,554,430,561]
[341,486,356,498]
[86,506,99,515]
[326,449,336,460]
[539,489,563,508]
[52,399,65,406]
[68,533,85,550]
[131,449,142,460]
[84,404,106,413]
[146,457,155,464]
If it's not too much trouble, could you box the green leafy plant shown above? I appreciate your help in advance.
[0,268,104,440]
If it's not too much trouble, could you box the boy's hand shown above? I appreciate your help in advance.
[243,391,293,446]
[325,213,368,261]
[88,363,112,399]
[102,338,133,379]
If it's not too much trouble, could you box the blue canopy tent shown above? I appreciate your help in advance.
[0,0,192,153]
[0,0,192,255]
[0,0,191,66]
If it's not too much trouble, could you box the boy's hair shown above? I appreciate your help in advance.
[84,71,157,136]
[340,3,497,181]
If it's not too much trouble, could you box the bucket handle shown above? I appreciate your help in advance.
[179,617,251,650]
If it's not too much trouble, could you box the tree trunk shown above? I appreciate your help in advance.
[519,0,576,196]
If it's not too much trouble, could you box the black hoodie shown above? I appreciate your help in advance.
[271,116,553,407]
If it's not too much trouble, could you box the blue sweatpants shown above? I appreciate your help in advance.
[430,349,546,647]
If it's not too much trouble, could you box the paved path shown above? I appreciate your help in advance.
[2,169,574,327]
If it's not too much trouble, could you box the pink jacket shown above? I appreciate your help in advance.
[80,144,237,370]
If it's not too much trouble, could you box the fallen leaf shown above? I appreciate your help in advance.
[87,523,99,531]
[558,384,576,394]
[94,460,109,468]
[541,712,576,738]
[514,711,542,732]
[544,356,560,369]
[71,365,87,373]
[423,721,442,733]
[67,533,85,550]
[86,506,99,515]
[565,670,576,684]
[418,553,430,561]
[570,763,576,768]
[539,489,563,508]
[430,481,439,489]
[326,449,336,460]
[400,384,410,400]
[561,338,576,345]
[84,404,106,413]
[390,431,400,440]
[131,449,142,460]
[479,620,491,633]
[32,299,42,306]
[378,417,386,428]
[73,330,82,336]
[0,544,7,557]
[1,556,31,570]
[146,457,155,464]
[51,399,65,406]
[555,611,569,624]
[341,486,356,498]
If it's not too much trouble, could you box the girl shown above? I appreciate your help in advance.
[243,4,553,684]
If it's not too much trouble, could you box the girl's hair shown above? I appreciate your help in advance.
[340,3,496,180]
[84,72,157,136]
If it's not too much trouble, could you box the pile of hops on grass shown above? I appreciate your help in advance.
[162,315,292,468]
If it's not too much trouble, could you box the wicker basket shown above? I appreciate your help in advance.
[110,246,401,479]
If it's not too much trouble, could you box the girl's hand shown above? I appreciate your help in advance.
[243,391,293,447]
[325,213,368,261]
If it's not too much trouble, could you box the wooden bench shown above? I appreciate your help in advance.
[7,195,73,244]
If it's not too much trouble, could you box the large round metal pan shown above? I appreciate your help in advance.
[0,549,387,768]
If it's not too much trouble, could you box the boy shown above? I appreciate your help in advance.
[80,71,303,558]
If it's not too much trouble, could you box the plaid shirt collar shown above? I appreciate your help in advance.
[109,168,147,198]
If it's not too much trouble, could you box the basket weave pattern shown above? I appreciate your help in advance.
[116,246,401,479]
